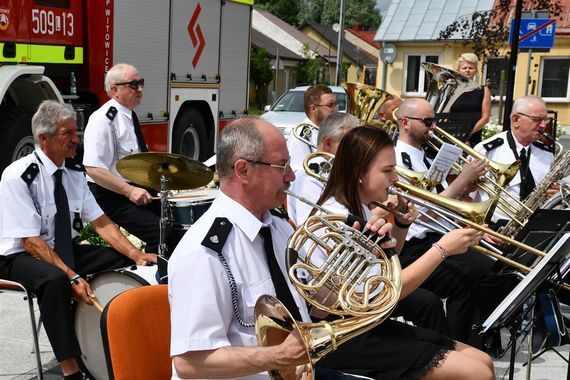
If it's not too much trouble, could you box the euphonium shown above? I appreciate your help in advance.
[293,123,319,150]
[255,193,402,380]
[303,151,334,183]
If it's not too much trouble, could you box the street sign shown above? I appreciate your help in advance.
[509,18,556,49]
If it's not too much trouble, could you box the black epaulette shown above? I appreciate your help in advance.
[106,106,118,121]
[270,208,289,220]
[483,137,504,152]
[201,217,233,253]
[20,163,39,185]
[532,140,554,153]
[65,160,86,172]
[401,152,413,170]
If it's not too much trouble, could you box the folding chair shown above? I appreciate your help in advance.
[101,284,171,380]
[0,279,43,379]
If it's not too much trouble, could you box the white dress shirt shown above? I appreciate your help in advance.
[287,167,325,227]
[83,98,141,182]
[286,117,318,173]
[168,191,311,380]
[0,149,103,256]
[473,130,554,222]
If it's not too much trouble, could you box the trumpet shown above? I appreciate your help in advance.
[255,190,402,379]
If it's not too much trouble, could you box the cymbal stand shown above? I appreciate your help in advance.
[158,175,170,283]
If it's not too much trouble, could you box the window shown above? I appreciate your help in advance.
[35,0,70,7]
[404,54,440,95]
[539,57,570,102]
[484,57,509,97]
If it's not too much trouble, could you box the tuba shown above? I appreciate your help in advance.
[255,193,402,380]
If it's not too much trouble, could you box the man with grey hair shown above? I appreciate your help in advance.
[83,63,164,256]
[0,100,156,379]
[287,112,359,226]
[474,95,556,223]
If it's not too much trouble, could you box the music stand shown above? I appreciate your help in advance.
[480,232,570,380]
[435,112,480,143]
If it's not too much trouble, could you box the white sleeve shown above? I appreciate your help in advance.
[80,177,104,222]
[0,170,41,238]
[82,112,116,170]
[287,137,311,173]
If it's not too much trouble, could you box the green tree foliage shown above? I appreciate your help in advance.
[256,0,300,26]
[250,47,273,105]
[297,43,326,84]
[298,0,325,25]
[439,0,561,62]
[322,0,381,30]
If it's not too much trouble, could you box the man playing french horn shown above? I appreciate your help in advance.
[168,117,494,380]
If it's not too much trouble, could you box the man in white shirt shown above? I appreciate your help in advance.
[287,85,338,173]
[473,95,556,224]
[0,101,156,379]
[83,63,164,255]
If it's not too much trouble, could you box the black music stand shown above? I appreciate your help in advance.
[479,232,570,380]
[435,112,480,142]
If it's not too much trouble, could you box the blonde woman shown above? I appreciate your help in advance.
[450,53,492,145]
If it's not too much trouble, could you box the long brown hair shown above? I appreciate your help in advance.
[316,126,394,218]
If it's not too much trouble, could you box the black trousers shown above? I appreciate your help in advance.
[392,287,448,335]
[402,233,519,347]
[0,245,132,362]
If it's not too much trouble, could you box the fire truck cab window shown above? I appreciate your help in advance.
[35,0,70,8]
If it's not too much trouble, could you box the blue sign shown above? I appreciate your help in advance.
[509,18,556,49]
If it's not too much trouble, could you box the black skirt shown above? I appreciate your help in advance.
[316,319,456,380]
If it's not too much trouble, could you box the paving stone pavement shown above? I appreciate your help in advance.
[1,290,569,380]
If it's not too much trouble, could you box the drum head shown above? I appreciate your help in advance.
[74,266,157,380]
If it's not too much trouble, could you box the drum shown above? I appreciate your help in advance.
[168,188,218,229]
[74,265,158,380]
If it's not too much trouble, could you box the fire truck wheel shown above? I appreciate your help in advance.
[0,106,34,172]
[172,108,208,161]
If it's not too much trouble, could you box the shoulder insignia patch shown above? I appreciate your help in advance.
[401,152,413,170]
[20,163,39,185]
[65,160,86,172]
[201,217,233,254]
[106,106,118,121]
[269,208,289,220]
[483,138,504,152]
[532,141,554,153]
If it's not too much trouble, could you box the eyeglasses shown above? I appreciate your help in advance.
[115,78,145,90]
[245,158,291,176]
[405,116,437,127]
[315,103,338,109]
[517,112,549,125]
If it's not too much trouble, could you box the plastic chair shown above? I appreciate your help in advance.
[0,279,43,379]
[101,284,171,380]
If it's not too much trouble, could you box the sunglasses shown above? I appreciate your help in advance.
[115,78,145,90]
[405,116,437,127]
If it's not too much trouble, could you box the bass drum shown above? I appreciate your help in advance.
[74,265,158,380]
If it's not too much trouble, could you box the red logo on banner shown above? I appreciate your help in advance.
[187,3,205,68]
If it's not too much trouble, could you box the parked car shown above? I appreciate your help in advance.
[260,85,347,137]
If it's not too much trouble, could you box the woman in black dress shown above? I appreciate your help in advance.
[450,53,492,146]
[313,126,495,379]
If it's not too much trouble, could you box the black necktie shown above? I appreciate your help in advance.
[259,226,302,321]
[519,148,535,200]
[132,111,148,152]
[54,169,75,268]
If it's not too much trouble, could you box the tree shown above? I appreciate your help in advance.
[438,0,561,62]
[297,43,326,84]
[298,0,325,25]
[250,48,273,107]
[321,0,381,30]
[256,0,300,26]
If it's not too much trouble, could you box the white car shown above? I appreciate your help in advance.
[260,85,347,138]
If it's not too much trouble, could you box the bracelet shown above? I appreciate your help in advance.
[394,218,412,229]
[70,274,81,285]
[432,243,449,261]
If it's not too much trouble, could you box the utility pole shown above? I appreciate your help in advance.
[503,0,524,130]
[335,0,346,86]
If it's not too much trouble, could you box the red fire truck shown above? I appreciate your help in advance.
[0,0,252,171]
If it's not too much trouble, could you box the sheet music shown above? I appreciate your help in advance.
[426,142,462,184]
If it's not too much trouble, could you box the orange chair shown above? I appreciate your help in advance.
[0,279,43,379]
[101,284,171,380]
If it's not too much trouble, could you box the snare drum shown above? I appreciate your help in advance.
[168,188,218,229]
[74,265,158,380]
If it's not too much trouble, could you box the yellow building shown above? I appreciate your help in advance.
[374,0,570,129]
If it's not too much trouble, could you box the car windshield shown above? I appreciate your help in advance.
[271,91,347,112]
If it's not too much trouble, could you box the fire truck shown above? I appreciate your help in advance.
[0,0,252,171]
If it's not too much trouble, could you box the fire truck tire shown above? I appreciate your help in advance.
[0,106,34,173]
[172,108,209,161]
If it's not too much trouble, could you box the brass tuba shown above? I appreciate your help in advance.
[255,193,402,380]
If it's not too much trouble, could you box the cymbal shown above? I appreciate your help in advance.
[116,152,213,190]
